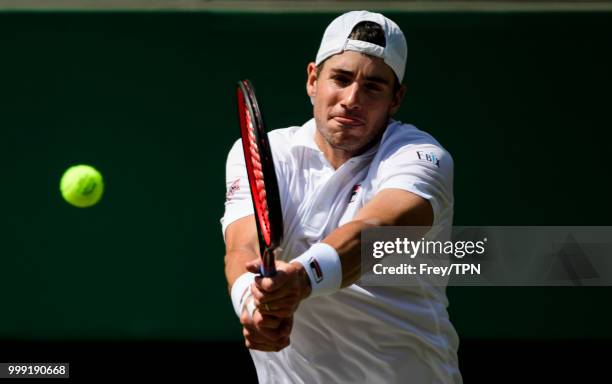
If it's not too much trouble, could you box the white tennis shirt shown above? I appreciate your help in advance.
[222,118,461,384]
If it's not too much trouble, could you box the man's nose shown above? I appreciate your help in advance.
[340,82,363,110]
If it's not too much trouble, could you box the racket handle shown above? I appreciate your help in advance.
[260,248,277,277]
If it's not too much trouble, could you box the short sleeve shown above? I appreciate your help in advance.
[220,139,254,240]
[374,144,454,224]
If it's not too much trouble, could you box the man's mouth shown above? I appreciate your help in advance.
[332,115,366,126]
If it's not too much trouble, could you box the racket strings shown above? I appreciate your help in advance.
[246,115,272,241]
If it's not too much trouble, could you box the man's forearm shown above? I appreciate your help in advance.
[224,215,260,292]
[320,189,434,288]
[321,220,375,288]
[225,249,259,292]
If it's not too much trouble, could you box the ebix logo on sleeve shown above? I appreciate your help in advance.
[416,151,440,167]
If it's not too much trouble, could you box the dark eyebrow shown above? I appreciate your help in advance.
[329,68,391,86]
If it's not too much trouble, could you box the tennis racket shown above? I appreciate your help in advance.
[236,79,283,277]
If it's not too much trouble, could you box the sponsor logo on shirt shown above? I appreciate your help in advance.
[416,151,440,167]
[226,178,240,201]
[309,257,323,283]
[349,183,361,203]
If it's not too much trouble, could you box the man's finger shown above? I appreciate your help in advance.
[251,283,298,304]
[244,336,290,352]
[245,260,261,274]
[250,286,287,304]
[254,272,290,293]
[251,309,282,328]
[256,300,295,318]
[244,320,288,342]
[279,317,293,337]
[243,326,276,344]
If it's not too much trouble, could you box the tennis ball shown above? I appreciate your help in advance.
[60,164,104,208]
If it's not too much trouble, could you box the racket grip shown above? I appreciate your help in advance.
[260,248,277,277]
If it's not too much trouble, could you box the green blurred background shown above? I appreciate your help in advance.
[1,10,611,345]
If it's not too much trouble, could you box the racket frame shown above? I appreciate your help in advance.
[236,79,283,277]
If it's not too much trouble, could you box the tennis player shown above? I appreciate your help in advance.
[223,10,461,383]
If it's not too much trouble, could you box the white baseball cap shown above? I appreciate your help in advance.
[315,10,408,82]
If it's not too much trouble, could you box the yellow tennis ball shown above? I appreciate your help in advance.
[60,164,104,208]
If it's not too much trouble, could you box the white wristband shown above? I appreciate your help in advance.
[291,243,342,298]
[230,272,256,317]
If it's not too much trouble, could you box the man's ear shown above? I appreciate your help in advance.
[306,62,318,98]
[389,84,407,117]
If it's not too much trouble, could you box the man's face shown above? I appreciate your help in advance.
[306,50,406,156]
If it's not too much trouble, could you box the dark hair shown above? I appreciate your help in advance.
[348,20,387,47]
[317,21,402,92]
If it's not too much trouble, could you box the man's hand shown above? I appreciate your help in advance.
[225,218,297,352]
[246,260,312,319]
[240,296,293,352]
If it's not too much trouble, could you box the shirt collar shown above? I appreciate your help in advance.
[290,118,320,151]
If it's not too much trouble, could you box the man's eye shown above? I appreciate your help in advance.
[332,76,350,86]
[366,83,383,92]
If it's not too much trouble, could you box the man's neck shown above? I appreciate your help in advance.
[313,133,352,169]
[313,128,385,169]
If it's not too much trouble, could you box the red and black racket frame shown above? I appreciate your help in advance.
[236,79,283,277]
